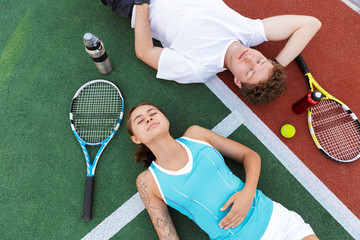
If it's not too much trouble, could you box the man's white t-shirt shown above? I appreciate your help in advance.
[131,0,268,84]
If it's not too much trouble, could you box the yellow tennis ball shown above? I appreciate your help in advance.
[281,124,296,138]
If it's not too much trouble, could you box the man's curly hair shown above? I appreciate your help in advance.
[239,60,287,105]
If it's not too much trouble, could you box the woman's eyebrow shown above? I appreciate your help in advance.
[133,114,143,123]
[133,108,156,123]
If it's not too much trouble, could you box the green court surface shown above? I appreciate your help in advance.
[0,0,354,239]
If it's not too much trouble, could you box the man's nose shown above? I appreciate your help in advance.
[244,54,253,62]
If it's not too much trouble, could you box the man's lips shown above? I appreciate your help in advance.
[147,122,159,131]
[238,49,248,60]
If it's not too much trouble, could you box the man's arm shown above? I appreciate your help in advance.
[261,15,321,67]
[136,170,179,240]
[134,4,163,69]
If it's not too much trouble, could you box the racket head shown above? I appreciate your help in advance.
[70,79,124,145]
[308,99,360,162]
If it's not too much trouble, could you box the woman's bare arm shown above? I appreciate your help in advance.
[136,170,179,240]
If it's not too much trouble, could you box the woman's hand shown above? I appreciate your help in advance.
[218,186,256,230]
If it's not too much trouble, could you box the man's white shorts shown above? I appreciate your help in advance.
[261,201,315,240]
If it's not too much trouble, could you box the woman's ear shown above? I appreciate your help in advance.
[131,135,142,145]
[234,76,242,89]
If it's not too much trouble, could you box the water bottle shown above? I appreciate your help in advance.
[292,90,323,114]
[83,33,113,74]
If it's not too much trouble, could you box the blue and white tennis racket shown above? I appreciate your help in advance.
[70,79,124,221]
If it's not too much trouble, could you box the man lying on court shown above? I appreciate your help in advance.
[101,0,321,104]
[126,102,319,239]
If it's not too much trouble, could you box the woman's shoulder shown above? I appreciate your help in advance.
[136,168,153,185]
[136,168,164,200]
[183,125,209,140]
[136,169,156,194]
[136,168,159,190]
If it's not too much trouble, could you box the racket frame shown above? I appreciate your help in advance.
[69,79,124,220]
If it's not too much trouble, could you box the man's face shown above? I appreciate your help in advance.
[230,48,273,87]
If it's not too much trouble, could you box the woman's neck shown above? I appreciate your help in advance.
[148,135,188,170]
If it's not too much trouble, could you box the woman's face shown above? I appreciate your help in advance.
[129,105,170,145]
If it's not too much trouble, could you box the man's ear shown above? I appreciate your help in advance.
[131,135,142,145]
[234,76,242,89]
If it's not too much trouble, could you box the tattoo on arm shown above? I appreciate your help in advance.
[137,171,151,208]
[155,215,177,240]
[136,171,179,240]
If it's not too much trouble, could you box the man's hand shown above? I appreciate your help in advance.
[219,187,256,230]
[261,15,321,67]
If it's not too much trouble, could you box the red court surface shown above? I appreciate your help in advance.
[221,0,360,218]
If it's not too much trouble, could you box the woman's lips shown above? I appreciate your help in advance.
[147,122,159,131]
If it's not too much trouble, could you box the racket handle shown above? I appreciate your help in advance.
[82,176,94,221]
[295,54,310,74]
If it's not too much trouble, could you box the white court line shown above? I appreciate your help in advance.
[205,76,360,239]
[342,0,360,13]
[82,193,145,240]
[211,110,245,137]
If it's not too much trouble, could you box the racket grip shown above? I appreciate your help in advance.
[82,176,94,221]
[295,54,310,74]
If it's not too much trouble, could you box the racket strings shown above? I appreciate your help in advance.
[72,82,123,143]
[311,100,360,161]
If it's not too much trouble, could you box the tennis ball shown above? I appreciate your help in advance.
[281,124,296,138]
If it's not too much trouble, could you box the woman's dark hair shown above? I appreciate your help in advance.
[126,102,165,167]
[239,59,287,105]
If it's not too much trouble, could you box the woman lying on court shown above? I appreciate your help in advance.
[126,102,318,240]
